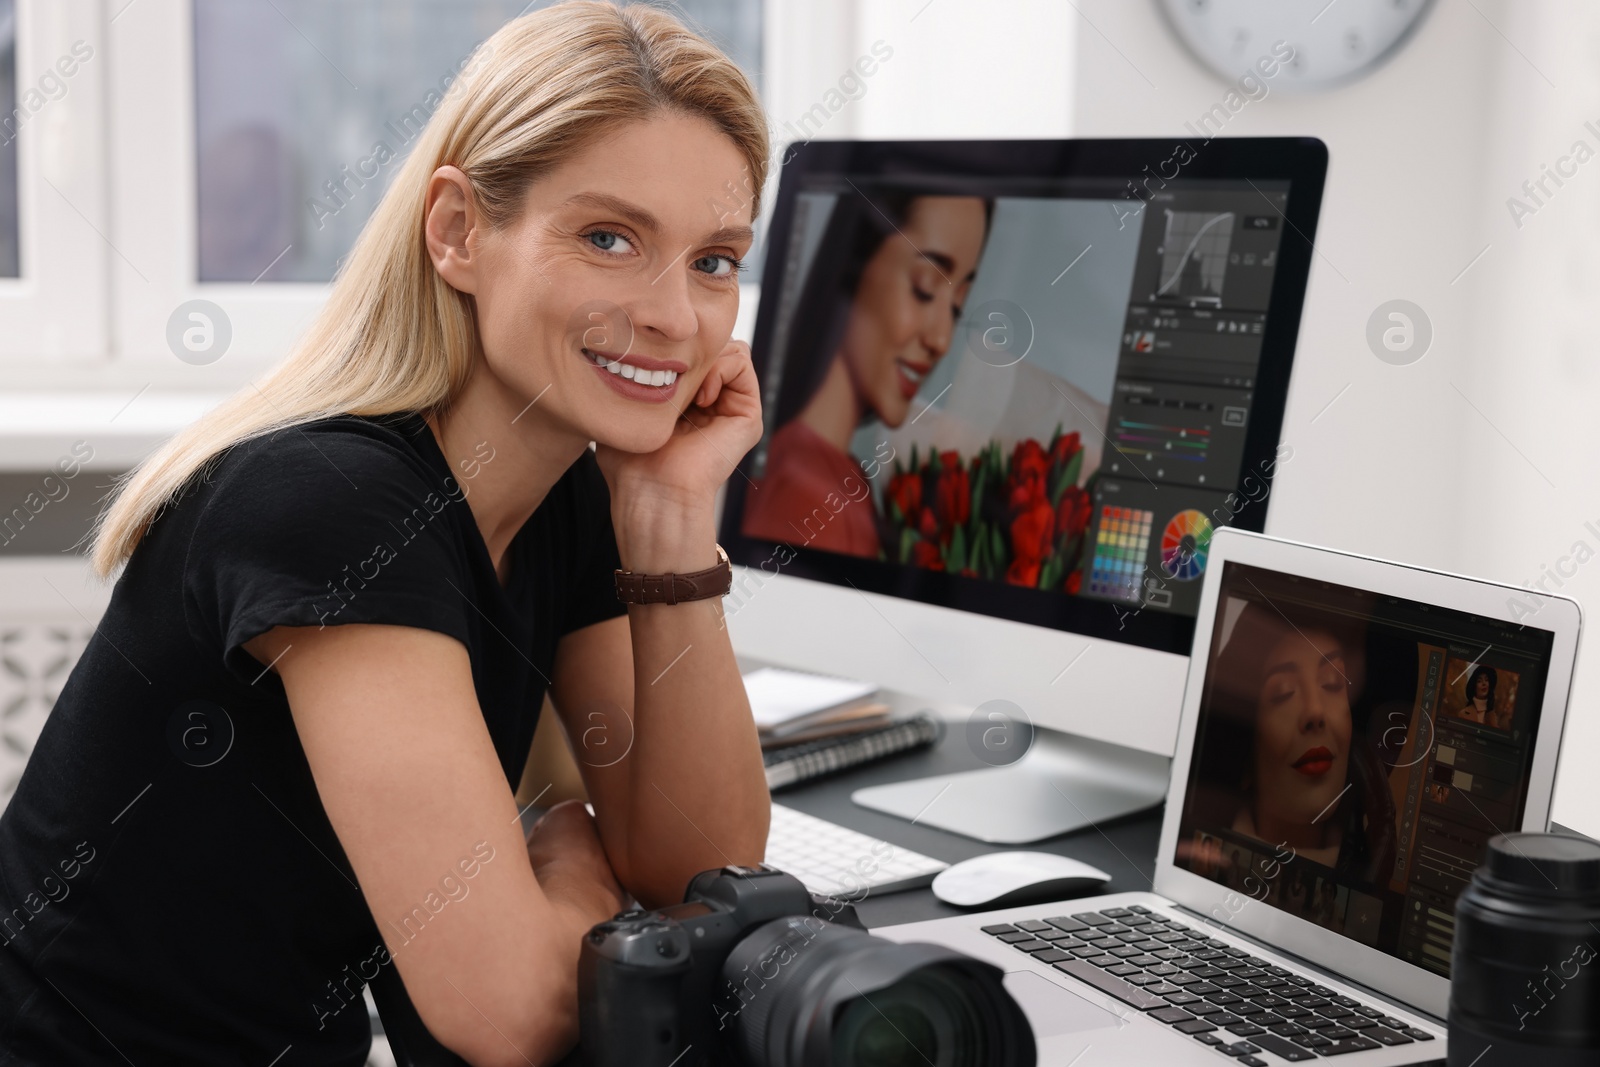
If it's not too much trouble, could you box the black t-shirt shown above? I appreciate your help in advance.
[0,412,626,1065]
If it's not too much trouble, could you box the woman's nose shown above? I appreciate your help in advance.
[627,272,698,344]
[1302,683,1328,731]
[922,292,957,357]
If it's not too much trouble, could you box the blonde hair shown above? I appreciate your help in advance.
[89,0,768,579]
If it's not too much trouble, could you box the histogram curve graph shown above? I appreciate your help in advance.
[1155,210,1234,305]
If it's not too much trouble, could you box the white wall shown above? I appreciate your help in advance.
[1071,0,1599,835]
[850,0,1074,139]
[1454,3,1600,837]
[762,0,1075,145]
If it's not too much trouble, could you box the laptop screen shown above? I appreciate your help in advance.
[1171,560,1556,978]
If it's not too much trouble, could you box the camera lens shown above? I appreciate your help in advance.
[720,916,1035,1067]
[832,966,991,1066]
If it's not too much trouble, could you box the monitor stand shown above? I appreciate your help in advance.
[851,728,1171,845]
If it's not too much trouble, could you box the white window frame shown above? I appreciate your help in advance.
[0,0,108,365]
[106,0,324,387]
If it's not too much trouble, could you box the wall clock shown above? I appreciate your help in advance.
[1158,0,1436,91]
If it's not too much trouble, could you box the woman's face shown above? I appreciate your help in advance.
[1473,673,1491,699]
[837,197,988,428]
[1253,628,1353,830]
[449,112,754,453]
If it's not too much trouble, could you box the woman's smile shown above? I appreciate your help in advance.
[583,345,686,403]
[895,356,931,399]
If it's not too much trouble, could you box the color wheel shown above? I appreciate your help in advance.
[1160,509,1213,580]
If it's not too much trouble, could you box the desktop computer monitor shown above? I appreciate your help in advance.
[719,138,1328,842]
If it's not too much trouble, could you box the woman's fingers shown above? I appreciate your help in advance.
[693,355,726,408]
[717,343,762,418]
[694,340,757,412]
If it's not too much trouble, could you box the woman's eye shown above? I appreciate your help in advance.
[911,285,934,303]
[692,254,738,277]
[586,230,634,255]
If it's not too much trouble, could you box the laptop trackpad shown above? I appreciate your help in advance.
[1002,969,1123,1036]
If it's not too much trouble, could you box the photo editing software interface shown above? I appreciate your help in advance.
[741,173,1292,618]
[1173,562,1552,978]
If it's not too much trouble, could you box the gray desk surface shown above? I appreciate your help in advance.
[772,717,1166,929]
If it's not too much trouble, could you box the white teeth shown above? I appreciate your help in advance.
[585,349,678,387]
[899,361,925,384]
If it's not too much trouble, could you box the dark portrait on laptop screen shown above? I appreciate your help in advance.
[1173,562,1554,976]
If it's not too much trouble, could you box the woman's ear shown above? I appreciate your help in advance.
[425,165,479,294]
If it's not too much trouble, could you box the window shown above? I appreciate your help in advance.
[192,1,536,284]
[192,0,764,284]
[104,0,765,376]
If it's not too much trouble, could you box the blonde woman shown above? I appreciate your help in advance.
[0,4,769,1065]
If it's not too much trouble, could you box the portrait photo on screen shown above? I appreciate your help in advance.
[1172,561,1552,973]
[739,183,1141,596]
[1441,657,1519,732]
[1177,579,1398,889]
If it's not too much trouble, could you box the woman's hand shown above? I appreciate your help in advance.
[526,800,628,923]
[595,339,763,572]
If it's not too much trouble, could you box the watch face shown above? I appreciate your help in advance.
[1159,0,1435,91]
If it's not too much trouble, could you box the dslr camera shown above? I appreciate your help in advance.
[578,865,1035,1067]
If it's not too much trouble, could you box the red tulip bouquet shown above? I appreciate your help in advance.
[881,427,1094,593]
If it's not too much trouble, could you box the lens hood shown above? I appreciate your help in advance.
[721,915,1036,1067]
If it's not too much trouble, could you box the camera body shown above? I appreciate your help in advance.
[580,864,1036,1067]
[578,865,862,1067]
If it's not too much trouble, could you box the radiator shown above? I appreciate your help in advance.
[0,559,111,812]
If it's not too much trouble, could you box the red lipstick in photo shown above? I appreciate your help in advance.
[1292,746,1335,777]
[896,358,931,400]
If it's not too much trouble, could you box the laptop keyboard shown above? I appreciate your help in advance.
[981,906,1435,1063]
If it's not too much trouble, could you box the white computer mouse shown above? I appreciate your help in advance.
[931,851,1112,909]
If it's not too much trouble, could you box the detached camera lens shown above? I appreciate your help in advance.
[721,917,1034,1067]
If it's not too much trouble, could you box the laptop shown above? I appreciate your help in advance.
[871,527,1581,1065]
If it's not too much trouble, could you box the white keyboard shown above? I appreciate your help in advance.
[764,803,949,897]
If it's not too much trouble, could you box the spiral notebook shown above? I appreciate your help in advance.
[762,713,944,791]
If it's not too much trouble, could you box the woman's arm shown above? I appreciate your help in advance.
[244,623,625,1067]
[554,338,771,907]
[550,556,769,908]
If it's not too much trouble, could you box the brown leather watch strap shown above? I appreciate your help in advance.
[614,543,732,605]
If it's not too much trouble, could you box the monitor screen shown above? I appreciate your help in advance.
[1171,560,1556,978]
[721,139,1325,655]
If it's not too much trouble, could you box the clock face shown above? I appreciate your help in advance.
[1158,0,1436,91]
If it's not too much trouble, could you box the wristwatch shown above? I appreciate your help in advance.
[614,543,732,605]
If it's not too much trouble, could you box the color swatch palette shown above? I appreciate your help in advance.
[1088,505,1153,603]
